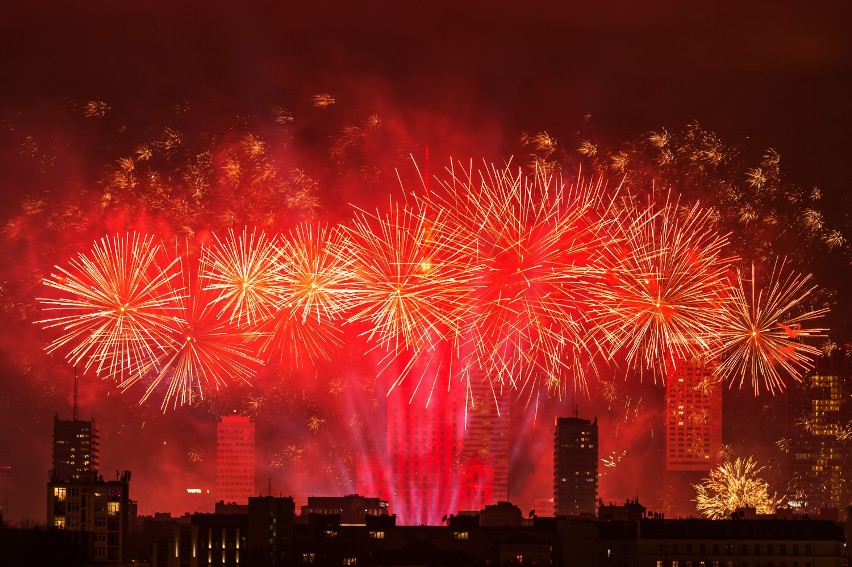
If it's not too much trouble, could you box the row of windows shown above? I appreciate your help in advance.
[658,543,812,555]
[657,561,812,567]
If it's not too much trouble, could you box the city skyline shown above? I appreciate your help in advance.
[1,2,850,528]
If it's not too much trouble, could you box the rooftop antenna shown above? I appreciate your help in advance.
[267,477,272,497]
[73,366,78,421]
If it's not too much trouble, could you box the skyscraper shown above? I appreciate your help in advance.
[386,376,458,525]
[51,415,99,482]
[554,415,598,517]
[787,362,851,513]
[458,374,510,510]
[665,360,722,472]
[217,415,256,505]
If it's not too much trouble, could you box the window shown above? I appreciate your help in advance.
[53,517,66,528]
[302,552,316,564]
[54,487,67,501]
[369,531,385,539]
[107,502,120,516]
[343,558,357,566]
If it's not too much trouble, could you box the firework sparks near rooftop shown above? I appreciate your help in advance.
[712,260,829,395]
[693,456,785,519]
[37,232,182,383]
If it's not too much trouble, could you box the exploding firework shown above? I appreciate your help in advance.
[127,249,263,411]
[200,228,283,326]
[341,199,475,356]
[428,161,615,396]
[712,259,828,395]
[595,198,735,376]
[256,223,355,367]
[693,456,785,519]
[37,232,182,382]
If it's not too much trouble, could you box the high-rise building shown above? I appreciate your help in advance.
[217,415,256,505]
[554,415,598,516]
[0,464,10,523]
[458,374,510,510]
[665,360,722,471]
[787,362,851,513]
[51,415,99,481]
[386,376,459,525]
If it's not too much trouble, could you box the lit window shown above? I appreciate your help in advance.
[54,487,67,501]
[107,502,120,516]
[343,558,357,566]
[369,531,385,539]
[453,531,469,540]
[53,517,66,528]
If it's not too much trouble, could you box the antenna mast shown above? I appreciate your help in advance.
[73,366,78,421]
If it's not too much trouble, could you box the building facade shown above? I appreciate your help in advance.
[47,472,132,564]
[51,415,100,482]
[554,416,599,517]
[788,362,851,514]
[216,415,255,505]
[665,360,722,472]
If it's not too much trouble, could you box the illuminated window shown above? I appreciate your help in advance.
[369,531,385,539]
[53,517,66,528]
[54,487,67,501]
[343,558,357,566]
[107,502,120,515]
[453,531,469,540]
[301,552,316,564]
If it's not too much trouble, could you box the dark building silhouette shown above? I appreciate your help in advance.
[51,415,99,482]
[247,496,296,567]
[47,471,132,564]
[300,494,389,525]
[554,416,598,517]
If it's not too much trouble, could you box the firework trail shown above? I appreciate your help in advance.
[127,249,263,411]
[428,161,615,398]
[594,198,735,377]
[37,232,182,382]
[200,228,283,326]
[693,456,785,519]
[712,259,828,395]
[257,223,356,367]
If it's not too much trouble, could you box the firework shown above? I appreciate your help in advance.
[200,228,283,326]
[340,199,475,355]
[128,251,263,411]
[712,260,828,395]
[594,198,735,376]
[428,161,615,396]
[257,223,355,367]
[693,456,785,519]
[38,233,182,381]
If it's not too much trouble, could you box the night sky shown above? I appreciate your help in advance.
[1,2,849,523]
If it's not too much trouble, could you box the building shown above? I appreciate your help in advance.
[216,415,255,505]
[554,415,598,517]
[385,366,461,525]
[300,494,389,525]
[247,496,296,567]
[47,471,132,564]
[664,360,722,472]
[458,373,510,510]
[787,360,851,514]
[0,464,10,524]
[51,415,100,482]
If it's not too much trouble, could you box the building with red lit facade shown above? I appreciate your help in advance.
[216,415,255,505]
